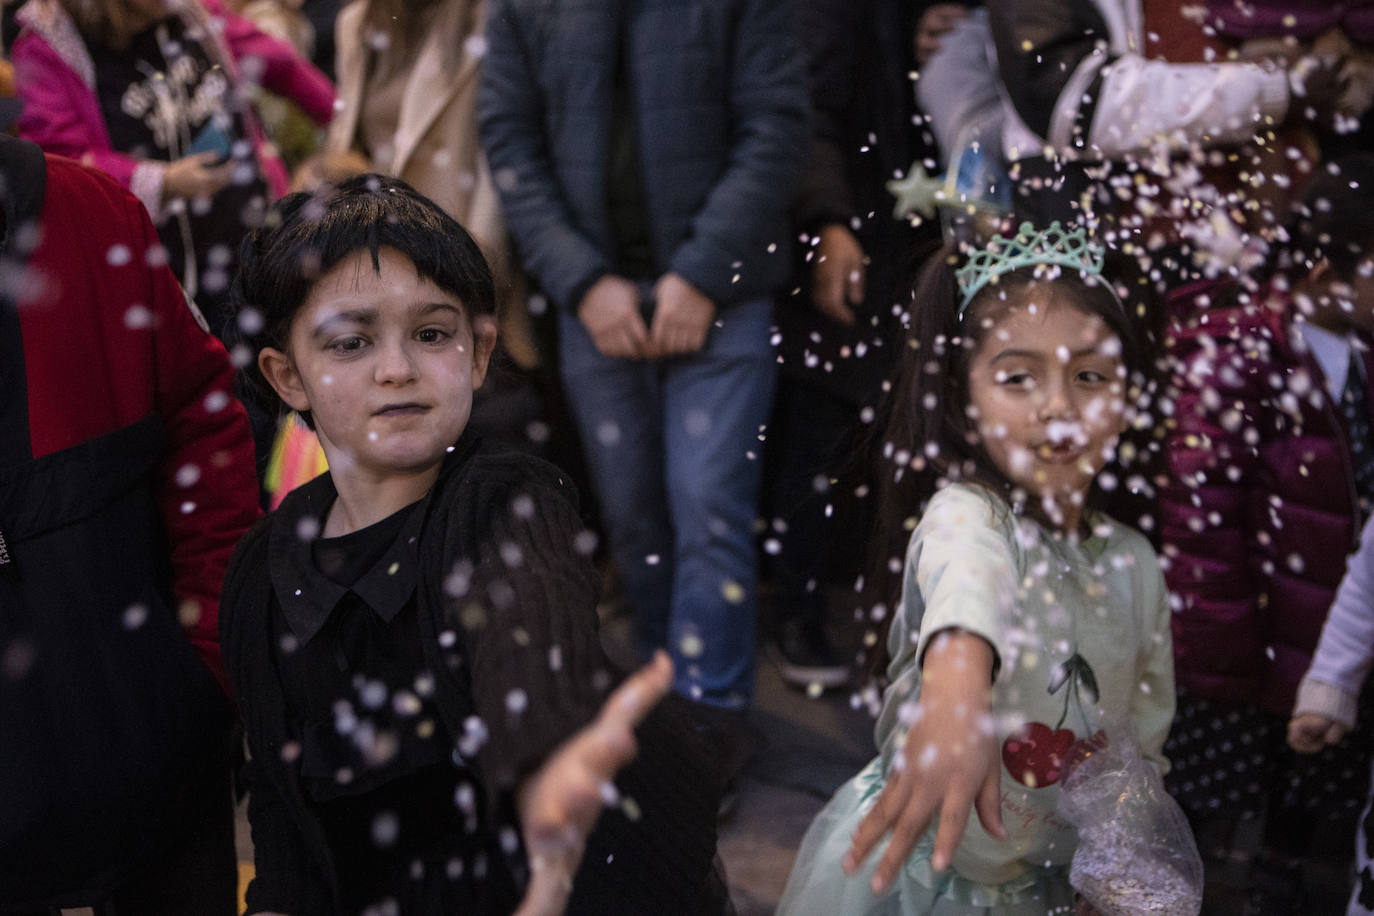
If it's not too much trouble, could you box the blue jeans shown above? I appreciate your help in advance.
[558,298,776,709]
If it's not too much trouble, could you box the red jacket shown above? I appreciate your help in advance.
[1161,280,1371,717]
[0,141,258,904]
[17,152,259,688]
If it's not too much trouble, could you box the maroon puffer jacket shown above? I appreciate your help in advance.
[1205,0,1374,44]
[1161,279,1372,718]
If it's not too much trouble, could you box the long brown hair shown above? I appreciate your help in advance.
[59,0,176,49]
[360,0,462,71]
[855,245,1156,679]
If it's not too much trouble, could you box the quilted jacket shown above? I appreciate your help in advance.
[1161,280,1374,717]
[477,0,810,312]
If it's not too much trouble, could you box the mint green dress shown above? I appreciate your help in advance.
[778,484,1176,915]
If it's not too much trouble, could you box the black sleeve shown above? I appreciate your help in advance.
[452,461,610,794]
[444,455,727,910]
[240,753,320,916]
[793,0,864,230]
[568,694,726,913]
[986,0,1111,143]
[221,520,325,915]
[477,0,612,311]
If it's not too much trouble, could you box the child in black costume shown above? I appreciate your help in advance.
[223,175,726,916]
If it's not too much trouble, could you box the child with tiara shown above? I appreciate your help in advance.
[778,223,1178,915]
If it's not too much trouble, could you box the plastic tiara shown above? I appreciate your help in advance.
[956,221,1106,315]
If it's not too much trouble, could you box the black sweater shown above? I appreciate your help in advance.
[222,436,726,914]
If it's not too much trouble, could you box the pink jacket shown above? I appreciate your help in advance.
[12,0,334,216]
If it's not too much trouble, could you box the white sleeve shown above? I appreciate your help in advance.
[1068,53,1290,158]
[1295,513,1374,728]
[1129,545,1176,775]
[904,485,1021,683]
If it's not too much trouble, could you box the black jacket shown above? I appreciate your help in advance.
[0,138,256,906]
[224,438,725,914]
[778,0,944,404]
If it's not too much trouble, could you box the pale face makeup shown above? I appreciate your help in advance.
[258,246,497,528]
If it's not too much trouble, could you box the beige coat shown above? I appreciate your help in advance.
[328,0,536,368]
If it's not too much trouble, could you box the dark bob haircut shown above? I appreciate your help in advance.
[229,174,496,426]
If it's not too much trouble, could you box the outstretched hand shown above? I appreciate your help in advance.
[513,651,674,916]
[842,629,1005,895]
[1286,53,1346,128]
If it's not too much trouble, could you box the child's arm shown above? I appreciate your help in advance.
[221,525,316,915]
[240,753,314,916]
[452,469,611,796]
[843,628,1006,895]
[986,0,1293,158]
[512,652,673,916]
[1289,513,1374,752]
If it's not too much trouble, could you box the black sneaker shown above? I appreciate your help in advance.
[1241,857,1302,916]
[683,701,758,823]
[770,618,850,690]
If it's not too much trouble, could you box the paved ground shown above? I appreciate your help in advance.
[716,656,872,915]
[234,625,1360,915]
[232,622,873,915]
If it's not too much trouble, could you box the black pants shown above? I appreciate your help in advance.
[0,757,237,916]
[761,378,865,630]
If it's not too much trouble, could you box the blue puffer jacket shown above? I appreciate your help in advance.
[478,0,809,311]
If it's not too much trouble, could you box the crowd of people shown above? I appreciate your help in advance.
[1,0,1374,914]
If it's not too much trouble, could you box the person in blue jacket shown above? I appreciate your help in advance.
[478,0,809,727]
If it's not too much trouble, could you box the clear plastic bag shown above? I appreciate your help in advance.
[1056,727,1204,916]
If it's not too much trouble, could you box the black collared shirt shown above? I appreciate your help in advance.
[267,469,478,910]
[270,488,447,798]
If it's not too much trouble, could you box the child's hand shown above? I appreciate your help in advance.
[1287,712,1348,754]
[513,652,673,916]
[842,629,1006,895]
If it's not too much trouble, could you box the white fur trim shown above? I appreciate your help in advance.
[1293,677,1359,729]
[130,160,166,219]
[16,0,96,90]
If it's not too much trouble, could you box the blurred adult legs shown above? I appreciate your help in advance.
[559,311,675,659]
[663,299,775,709]
[558,300,774,709]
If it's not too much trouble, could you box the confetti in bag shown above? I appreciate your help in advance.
[1056,727,1203,916]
